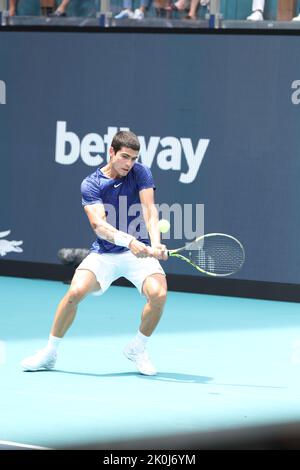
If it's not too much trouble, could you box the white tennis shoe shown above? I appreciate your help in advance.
[123,344,156,376]
[21,348,57,371]
[247,10,263,21]
[132,8,144,19]
[114,9,134,19]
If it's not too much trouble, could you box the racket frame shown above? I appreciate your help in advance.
[167,233,245,277]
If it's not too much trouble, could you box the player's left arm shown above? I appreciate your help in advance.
[139,188,167,260]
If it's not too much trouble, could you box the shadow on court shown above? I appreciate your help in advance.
[24,369,286,389]
[38,369,214,384]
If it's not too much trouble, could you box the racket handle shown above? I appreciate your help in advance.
[148,247,169,259]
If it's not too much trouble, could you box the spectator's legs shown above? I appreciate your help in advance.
[247,0,264,20]
[132,0,153,19]
[123,0,133,9]
[292,1,300,20]
[187,0,199,18]
[173,0,187,11]
[56,0,70,14]
[9,0,18,16]
[140,0,152,13]
[114,0,134,18]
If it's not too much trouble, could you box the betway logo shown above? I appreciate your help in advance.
[55,122,209,184]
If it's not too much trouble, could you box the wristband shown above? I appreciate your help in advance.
[114,231,135,248]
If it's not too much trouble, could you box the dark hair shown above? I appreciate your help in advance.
[111,130,140,153]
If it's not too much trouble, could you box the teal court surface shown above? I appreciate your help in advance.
[1,275,300,449]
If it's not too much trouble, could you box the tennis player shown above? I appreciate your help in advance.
[21,130,168,376]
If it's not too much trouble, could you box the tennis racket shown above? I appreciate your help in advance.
[166,233,245,277]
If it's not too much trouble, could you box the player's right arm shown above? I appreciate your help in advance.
[84,203,151,258]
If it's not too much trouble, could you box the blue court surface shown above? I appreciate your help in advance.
[1,275,300,449]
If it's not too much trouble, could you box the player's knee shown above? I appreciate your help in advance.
[148,287,167,308]
[67,285,86,304]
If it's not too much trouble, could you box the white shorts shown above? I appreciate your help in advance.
[76,251,165,296]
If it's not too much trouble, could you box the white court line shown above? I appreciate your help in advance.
[0,440,52,450]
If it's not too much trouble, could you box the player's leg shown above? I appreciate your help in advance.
[20,269,100,371]
[51,269,100,338]
[124,270,167,376]
[140,273,168,336]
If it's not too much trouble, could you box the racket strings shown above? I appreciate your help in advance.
[186,236,244,275]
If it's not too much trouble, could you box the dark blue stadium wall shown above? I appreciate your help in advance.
[1,29,300,300]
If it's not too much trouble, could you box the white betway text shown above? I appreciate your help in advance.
[54,123,210,184]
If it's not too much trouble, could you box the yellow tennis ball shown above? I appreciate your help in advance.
[158,219,170,233]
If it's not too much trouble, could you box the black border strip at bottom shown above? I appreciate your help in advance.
[1,260,300,303]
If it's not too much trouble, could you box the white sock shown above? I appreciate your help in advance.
[131,330,149,351]
[252,0,264,12]
[46,334,62,353]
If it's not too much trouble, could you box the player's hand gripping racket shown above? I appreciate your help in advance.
[164,233,245,277]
